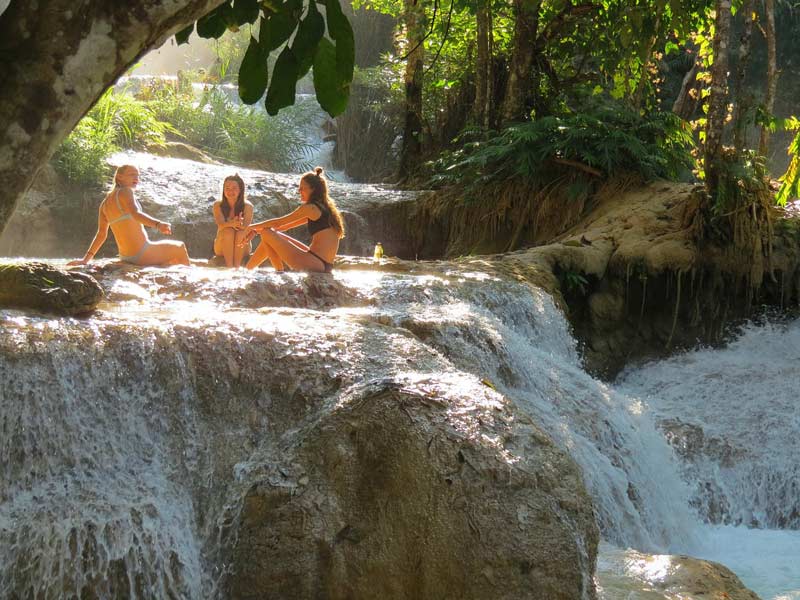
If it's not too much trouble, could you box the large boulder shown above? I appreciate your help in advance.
[225,379,598,600]
[0,261,103,315]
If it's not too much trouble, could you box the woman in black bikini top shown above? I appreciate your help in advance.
[242,167,345,273]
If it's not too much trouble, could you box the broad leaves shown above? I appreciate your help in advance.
[178,0,354,116]
[266,47,300,114]
[238,36,269,105]
[313,38,349,117]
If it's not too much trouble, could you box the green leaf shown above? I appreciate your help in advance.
[291,0,325,78]
[175,23,194,45]
[324,0,355,82]
[313,37,349,117]
[232,0,261,24]
[261,0,303,51]
[197,4,231,39]
[238,36,269,105]
[265,46,299,115]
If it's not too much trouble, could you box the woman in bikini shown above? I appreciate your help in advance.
[242,167,344,273]
[68,165,190,267]
[212,173,253,268]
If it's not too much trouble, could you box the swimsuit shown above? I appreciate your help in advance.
[306,201,336,272]
[119,242,152,265]
[307,250,334,273]
[107,188,151,264]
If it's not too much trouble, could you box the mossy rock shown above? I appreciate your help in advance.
[0,262,103,315]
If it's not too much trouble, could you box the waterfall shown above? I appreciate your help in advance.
[0,323,208,597]
[1,265,799,598]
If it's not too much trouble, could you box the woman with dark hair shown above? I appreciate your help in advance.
[213,173,253,267]
[242,167,344,273]
[68,164,190,266]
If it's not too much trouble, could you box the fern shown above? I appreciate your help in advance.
[427,101,694,193]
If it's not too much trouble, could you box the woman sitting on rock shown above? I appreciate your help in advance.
[212,173,253,268]
[242,167,344,273]
[68,165,190,266]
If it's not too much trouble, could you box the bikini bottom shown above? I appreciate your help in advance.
[307,250,334,273]
[119,241,151,265]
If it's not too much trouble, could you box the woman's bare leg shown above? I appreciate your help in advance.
[216,228,235,267]
[254,229,326,272]
[233,229,248,267]
[274,230,309,252]
[247,238,284,270]
[138,240,190,266]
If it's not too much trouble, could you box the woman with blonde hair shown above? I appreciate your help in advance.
[68,165,190,266]
[242,167,344,273]
[212,173,253,268]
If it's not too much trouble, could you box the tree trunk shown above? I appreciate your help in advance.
[500,0,540,124]
[758,0,777,157]
[672,57,700,120]
[473,0,492,129]
[732,0,755,154]
[0,0,224,235]
[704,0,733,196]
[398,0,425,180]
[631,11,662,110]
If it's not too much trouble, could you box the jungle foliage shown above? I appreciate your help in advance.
[53,81,319,187]
[427,100,694,190]
[338,0,800,211]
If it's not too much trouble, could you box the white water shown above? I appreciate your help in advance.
[343,273,800,598]
[2,266,799,597]
[617,320,800,599]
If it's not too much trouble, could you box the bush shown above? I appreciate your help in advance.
[54,81,324,187]
[52,87,172,187]
[52,117,117,188]
[148,84,319,171]
[427,101,695,191]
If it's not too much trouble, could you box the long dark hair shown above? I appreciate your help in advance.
[220,174,245,220]
[301,167,345,239]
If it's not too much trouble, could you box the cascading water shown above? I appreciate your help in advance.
[1,263,799,598]
[364,275,800,598]
[617,321,800,599]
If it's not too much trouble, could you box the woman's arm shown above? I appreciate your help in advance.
[213,201,241,230]
[273,217,307,232]
[241,201,254,229]
[251,204,317,231]
[121,188,172,234]
[67,205,110,265]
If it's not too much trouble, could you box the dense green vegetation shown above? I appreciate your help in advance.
[53,78,319,187]
[55,0,800,211]
[427,101,694,190]
[330,0,800,207]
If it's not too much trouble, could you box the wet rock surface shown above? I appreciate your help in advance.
[596,542,761,600]
[0,262,598,599]
[0,261,103,315]
[227,380,597,600]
